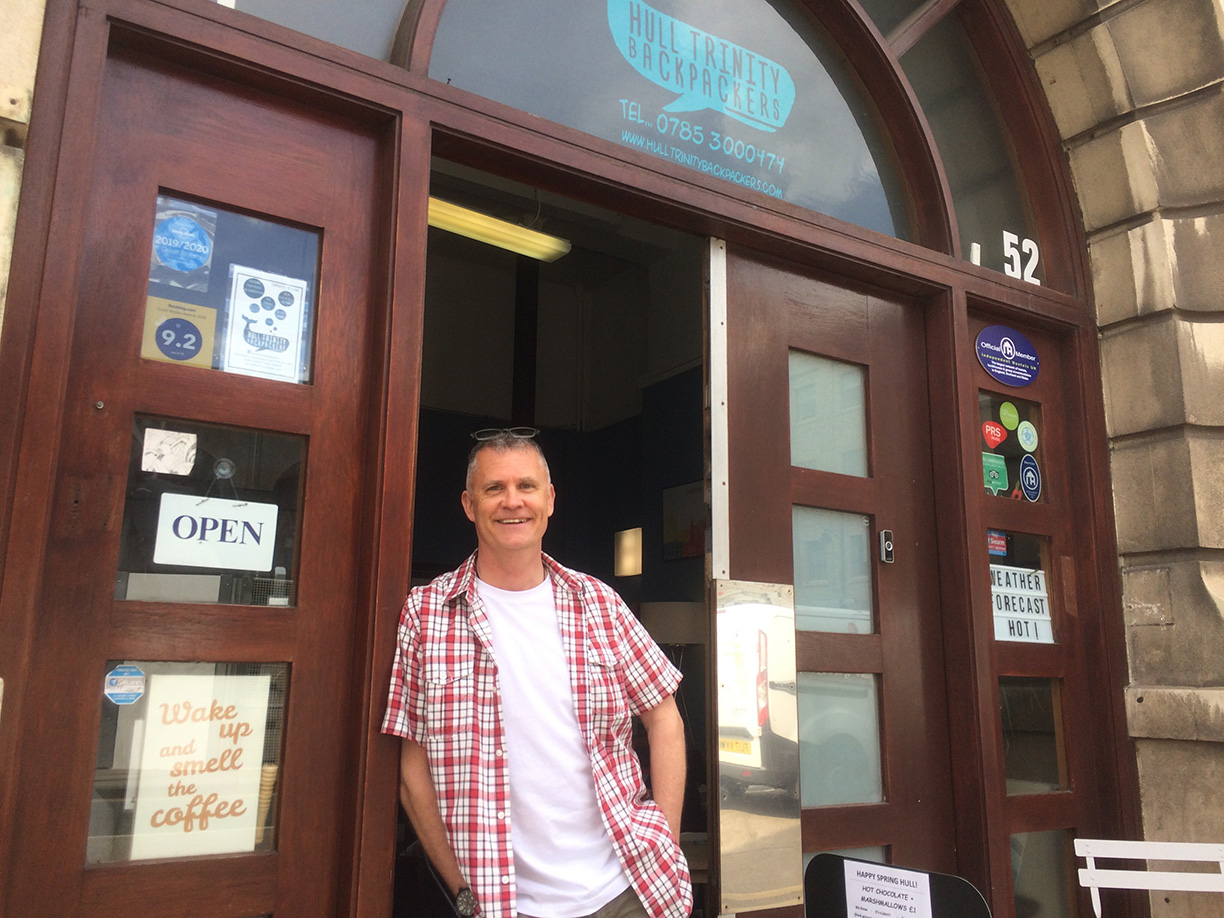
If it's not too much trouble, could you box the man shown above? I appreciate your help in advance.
[382,429,692,918]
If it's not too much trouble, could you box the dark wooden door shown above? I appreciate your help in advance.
[6,46,385,916]
[724,246,957,871]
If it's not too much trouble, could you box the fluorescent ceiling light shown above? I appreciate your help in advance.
[428,197,571,262]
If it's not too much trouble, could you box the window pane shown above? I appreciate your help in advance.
[980,391,1045,504]
[793,507,873,634]
[854,0,923,37]
[429,1,910,237]
[91,662,288,864]
[901,16,1044,281]
[118,417,305,605]
[789,351,868,477]
[1011,830,1073,918]
[988,531,1055,644]
[798,673,882,806]
[145,195,318,384]
[221,0,407,61]
[1001,678,1066,795]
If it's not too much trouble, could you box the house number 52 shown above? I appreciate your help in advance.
[1003,231,1041,285]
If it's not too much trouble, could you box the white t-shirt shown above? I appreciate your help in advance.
[476,576,629,917]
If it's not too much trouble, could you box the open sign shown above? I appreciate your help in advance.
[153,493,279,572]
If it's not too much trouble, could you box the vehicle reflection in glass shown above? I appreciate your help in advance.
[715,579,803,914]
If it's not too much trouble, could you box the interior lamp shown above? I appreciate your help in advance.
[428,197,572,262]
[614,527,643,578]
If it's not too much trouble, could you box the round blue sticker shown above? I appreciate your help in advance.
[976,325,1040,387]
[1019,454,1042,502]
[104,664,145,705]
[152,216,212,272]
[155,317,204,362]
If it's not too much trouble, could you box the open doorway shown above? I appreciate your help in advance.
[392,161,710,916]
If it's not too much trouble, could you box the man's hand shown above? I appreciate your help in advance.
[639,695,686,842]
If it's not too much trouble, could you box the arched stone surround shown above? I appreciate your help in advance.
[1009,0,1224,912]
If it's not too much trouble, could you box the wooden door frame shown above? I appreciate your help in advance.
[0,1,1137,916]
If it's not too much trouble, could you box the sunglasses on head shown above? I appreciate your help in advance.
[470,427,540,441]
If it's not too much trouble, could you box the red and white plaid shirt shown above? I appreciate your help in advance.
[382,553,692,918]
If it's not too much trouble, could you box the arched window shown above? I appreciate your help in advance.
[426,1,911,238]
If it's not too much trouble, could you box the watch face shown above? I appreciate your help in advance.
[455,887,478,917]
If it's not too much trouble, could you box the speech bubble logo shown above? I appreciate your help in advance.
[608,0,795,133]
[982,421,1007,449]
[983,452,1009,496]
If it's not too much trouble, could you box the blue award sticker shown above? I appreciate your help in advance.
[976,325,1040,387]
[1019,454,1042,502]
[153,216,212,272]
[104,664,145,705]
[154,317,204,362]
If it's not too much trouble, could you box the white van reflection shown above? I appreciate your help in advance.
[717,602,798,801]
[719,601,882,809]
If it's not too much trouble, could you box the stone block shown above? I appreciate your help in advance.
[1169,214,1224,313]
[1002,0,1101,48]
[1099,316,1182,437]
[1146,91,1224,208]
[1123,561,1224,686]
[1089,220,1175,326]
[1111,436,1197,553]
[1105,0,1224,110]
[1031,0,1224,138]
[1135,738,1224,918]
[0,145,25,335]
[0,0,47,125]
[1180,321,1224,426]
[1110,435,1224,554]
[1034,27,1130,140]
[1128,686,1224,742]
[1069,121,1160,232]
[1100,314,1224,435]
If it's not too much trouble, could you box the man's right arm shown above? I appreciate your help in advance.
[399,737,469,896]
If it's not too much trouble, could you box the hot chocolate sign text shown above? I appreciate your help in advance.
[131,673,270,859]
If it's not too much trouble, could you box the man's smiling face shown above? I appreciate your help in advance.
[461,445,555,561]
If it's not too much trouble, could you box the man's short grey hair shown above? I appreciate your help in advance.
[465,433,551,492]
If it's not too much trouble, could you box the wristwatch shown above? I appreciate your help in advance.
[454,886,478,917]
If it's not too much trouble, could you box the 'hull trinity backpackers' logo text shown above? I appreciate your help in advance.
[608,0,796,133]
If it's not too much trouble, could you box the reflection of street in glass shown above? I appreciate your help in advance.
[720,799,803,914]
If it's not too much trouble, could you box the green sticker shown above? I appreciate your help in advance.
[983,452,1009,495]
[999,402,1019,430]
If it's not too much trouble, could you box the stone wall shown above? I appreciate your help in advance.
[1010,0,1224,914]
[0,0,45,335]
